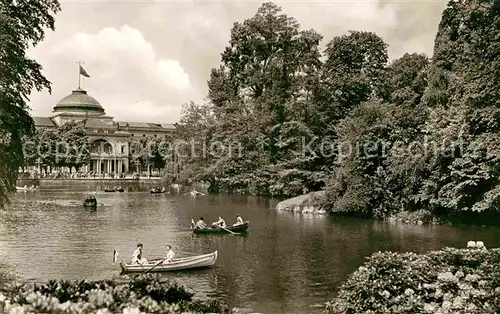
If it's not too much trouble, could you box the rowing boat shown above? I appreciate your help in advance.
[193,221,249,234]
[119,251,218,273]
[16,186,38,191]
[83,199,97,208]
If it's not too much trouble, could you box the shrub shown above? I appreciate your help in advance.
[388,209,443,224]
[326,247,500,313]
[0,274,231,314]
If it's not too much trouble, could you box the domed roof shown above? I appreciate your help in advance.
[53,88,104,113]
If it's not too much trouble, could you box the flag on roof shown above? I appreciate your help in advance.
[79,65,90,78]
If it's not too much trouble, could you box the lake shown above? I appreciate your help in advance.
[1,183,499,313]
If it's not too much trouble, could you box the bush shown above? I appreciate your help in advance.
[388,209,443,225]
[0,274,232,314]
[326,247,500,313]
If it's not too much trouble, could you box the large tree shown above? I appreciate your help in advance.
[56,121,90,172]
[414,0,500,215]
[0,0,60,207]
[203,2,324,195]
[319,31,389,125]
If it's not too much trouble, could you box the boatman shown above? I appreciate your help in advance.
[131,243,145,265]
[213,216,226,227]
[233,214,244,226]
[164,245,175,263]
[196,217,208,229]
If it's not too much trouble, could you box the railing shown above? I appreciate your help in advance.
[90,152,127,157]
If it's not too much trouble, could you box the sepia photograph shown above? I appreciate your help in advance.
[0,0,499,313]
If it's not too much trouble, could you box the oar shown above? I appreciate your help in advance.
[143,258,167,274]
[221,226,239,235]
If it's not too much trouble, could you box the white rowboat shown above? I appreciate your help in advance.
[118,251,218,273]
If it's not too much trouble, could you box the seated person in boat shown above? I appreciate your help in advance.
[163,245,175,263]
[233,214,244,226]
[212,216,226,228]
[196,217,208,229]
[84,195,97,205]
[131,243,148,264]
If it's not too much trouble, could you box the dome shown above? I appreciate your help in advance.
[53,88,104,113]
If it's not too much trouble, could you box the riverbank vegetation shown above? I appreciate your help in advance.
[23,122,90,173]
[0,274,231,314]
[326,245,500,313]
[175,0,500,223]
[0,0,61,207]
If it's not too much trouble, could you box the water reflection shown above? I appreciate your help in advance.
[0,185,499,313]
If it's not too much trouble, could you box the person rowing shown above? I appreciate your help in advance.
[213,216,226,228]
[195,217,208,229]
[184,189,205,196]
[162,245,175,264]
[131,243,148,265]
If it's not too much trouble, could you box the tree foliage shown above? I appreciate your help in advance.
[0,0,60,207]
[176,0,500,220]
[57,121,90,172]
[22,122,90,173]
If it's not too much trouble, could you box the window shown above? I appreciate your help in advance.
[121,146,125,154]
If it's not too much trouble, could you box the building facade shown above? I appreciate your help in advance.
[33,88,175,174]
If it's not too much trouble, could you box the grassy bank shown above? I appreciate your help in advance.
[0,274,233,314]
[325,244,500,313]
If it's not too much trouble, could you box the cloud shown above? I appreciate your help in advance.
[51,25,190,91]
[27,24,194,123]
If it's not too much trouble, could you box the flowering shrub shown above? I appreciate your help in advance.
[0,274,232,314]
[325,247,500,313]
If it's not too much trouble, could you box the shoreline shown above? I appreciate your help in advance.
[17,177,166,185]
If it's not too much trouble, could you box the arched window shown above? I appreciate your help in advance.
[90,139,113,154]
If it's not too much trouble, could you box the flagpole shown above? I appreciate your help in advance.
[76,61,83,89]
[77,61,80,89]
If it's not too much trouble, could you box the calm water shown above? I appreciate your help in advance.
[1,184,500,313]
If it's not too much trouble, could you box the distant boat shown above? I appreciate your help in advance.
[16,186,38,191]
[118,251,218,273]
[150,187,166,194]
[104,187,124,192]
[193,221,249,234]
[184,189,205,196]
[83,197,97,208]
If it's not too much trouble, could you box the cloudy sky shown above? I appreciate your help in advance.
[28,0,448,124]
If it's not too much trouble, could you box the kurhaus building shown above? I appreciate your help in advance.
[33,87,175,174]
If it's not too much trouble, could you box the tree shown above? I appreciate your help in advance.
[319,31,389,123]
[22,128,60,172]
[321,53,430,217]
[175,101,217,185]
[36,129,60,173]
[0,0,60,207]
[415,0,500,215]
[387,53,429,107]
[57,121,90,173]
[203,2,323,194]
